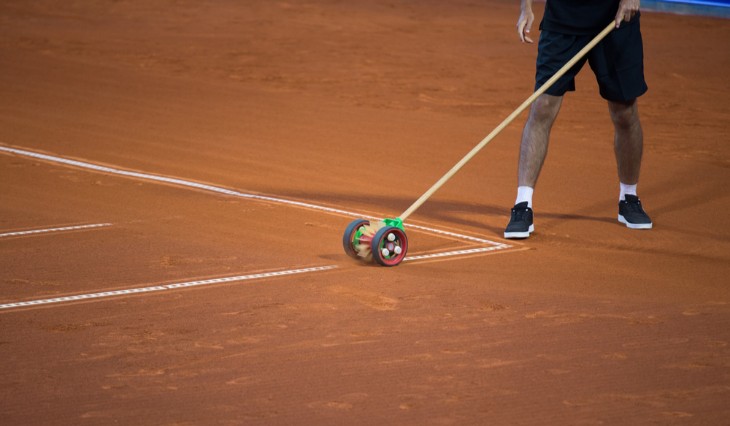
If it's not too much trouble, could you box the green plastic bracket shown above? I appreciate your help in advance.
[383,217,405,231]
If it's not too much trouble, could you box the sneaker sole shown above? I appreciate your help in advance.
[618,215,653,230]
[504,224,534,239]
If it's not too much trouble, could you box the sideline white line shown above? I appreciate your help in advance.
[405,223,510,246]
[0,145,509,250]
[0,265,338,311]
[404,245,509,261]
[0,223,112,238]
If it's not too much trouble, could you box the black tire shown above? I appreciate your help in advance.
[371,226,408,266]
[342,219,370,259]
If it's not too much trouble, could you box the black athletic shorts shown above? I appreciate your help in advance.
[535,18,648,102]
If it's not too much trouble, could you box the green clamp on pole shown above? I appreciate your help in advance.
[383,217,405,231]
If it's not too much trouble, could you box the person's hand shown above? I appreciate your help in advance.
[615,0,640,28]
[517,8,535,43]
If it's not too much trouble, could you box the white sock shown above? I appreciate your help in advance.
[515,186,534,208]
[620,183,637,201]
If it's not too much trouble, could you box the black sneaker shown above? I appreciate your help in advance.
[618,194,653,229]
[504,202,534,239]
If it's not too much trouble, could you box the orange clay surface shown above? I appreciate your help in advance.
[1,1,729,424]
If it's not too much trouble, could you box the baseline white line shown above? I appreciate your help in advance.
[0,146,361,217]
[0,265,338,311]
[0,145,512,254]
[0,223,112,238]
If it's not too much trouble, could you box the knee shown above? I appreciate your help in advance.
[609,100,640,130]
[529,95,561,124]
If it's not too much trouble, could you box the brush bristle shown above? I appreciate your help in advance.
[361,220,385,237]
[355,243,372,261]
[355,220,385,260]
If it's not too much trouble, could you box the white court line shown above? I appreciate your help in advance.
[0,265,338,310]
[0,145,510,251]
[404,245,508,262]
[0,146,515,311]
[0,223,112,238]
[405,223,511,248]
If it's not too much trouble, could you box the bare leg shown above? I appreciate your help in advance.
[518,94,564,187]
[609,99,643,185]
[610,99,652,229]
[505,94,563,239]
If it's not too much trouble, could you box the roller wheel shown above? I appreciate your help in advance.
[342,219,370,259]
[371,226,408,266]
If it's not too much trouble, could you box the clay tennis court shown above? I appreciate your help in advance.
[1,1,729,424]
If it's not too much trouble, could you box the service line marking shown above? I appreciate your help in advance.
[0,145,512,255]
[0,265,338,311]
[0,223,112,239]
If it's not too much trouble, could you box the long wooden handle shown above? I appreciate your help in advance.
[399,21,615,221]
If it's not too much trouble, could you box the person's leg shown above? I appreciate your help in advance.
[609,98,652,229]
[587,16,651,229]
[609,99,642,190]
[504,28,585,239]
[518,93,564,190]
[504,93,563,239]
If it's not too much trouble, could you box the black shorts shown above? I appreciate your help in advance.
[535,19,648,102]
